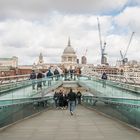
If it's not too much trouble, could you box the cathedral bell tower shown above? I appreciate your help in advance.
[38,53,44,64]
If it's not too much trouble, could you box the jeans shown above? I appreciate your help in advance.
[54,99,59,108]
[68,101,76,112]
[32,80,36,89]
[77,98,81,104]
[102,80,106,88]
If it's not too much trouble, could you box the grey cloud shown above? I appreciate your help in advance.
[114,6,140,35]
[2,39,26,48]
[0,6,140,65]
[0,0,128,19]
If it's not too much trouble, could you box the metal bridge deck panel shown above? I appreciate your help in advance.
[0,105,140,140]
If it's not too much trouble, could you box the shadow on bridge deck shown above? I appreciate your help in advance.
[0,105,140,140]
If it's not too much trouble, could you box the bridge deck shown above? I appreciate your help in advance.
[0,105,140,140]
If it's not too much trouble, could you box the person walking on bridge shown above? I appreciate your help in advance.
[30,70,36,90]
[46,69,53,86]
[53,91,59,108]
[37,70,43,90]
[77,91,82,104]
[68,88,77,115]
[101,72,107,88]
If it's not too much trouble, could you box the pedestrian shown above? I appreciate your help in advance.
[54,68,60,80]
[53,91,59,108]
[46,69,53,86]
[63,92,68,109]
[64,68,68,80]
[69,68,74,80]
[67,88,77,115]
[37,70,43,90]
[101,72,107,88]
[29,70,36,90]
[59,90,64,109]
[76,68,81,79]
[42,71,46,86]
[76,91,82,104]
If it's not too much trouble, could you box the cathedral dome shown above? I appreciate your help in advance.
[61,37,77,68]
[63,37,76,54]
[63,46,76,54]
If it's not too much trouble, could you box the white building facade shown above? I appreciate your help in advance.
[61,38,77,69]
[0,56,18,68]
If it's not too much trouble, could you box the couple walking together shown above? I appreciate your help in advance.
[54,88,79,116]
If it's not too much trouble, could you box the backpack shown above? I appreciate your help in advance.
[30,73,36,79]
[47,70,53,77]
[102,74,107,80]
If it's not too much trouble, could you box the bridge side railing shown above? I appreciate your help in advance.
[80,75,140,129]
[0,74,64,94]
[0,96,54,128]
[82,95,140,129]
[90,73,140,85]
[0,74,30,84]
[107,74,140,85]
[79,74,140,94]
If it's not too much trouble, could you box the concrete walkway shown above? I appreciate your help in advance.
[0,105,140,140]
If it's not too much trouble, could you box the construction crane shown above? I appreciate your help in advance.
[120,32,135,65]
[84,48,88,56]
[97,17,107,65]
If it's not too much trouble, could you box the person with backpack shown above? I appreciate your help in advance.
[54,68,60,80]
[46,69,53,86]
[30,70,36,90]
[37,70,43,90]
[101,72,108,88]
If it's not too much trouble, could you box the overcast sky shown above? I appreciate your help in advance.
[0,0,140,65]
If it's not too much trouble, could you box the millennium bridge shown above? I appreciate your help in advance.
[0,74,140,140]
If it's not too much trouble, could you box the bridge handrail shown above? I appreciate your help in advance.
[82,95,140,108]
[0,74,63,93]
[79,74,140,88]
[0,95,54,128]
[0,96,53,108]
[0,74,30,85]
[81,73,140,85]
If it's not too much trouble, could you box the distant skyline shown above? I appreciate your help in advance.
[0,0,140,65]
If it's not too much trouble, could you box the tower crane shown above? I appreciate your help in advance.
[120,32,135,65]
[84,48,88,56]
[97,17,107,65]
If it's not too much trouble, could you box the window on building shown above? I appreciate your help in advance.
[68,57,72,61]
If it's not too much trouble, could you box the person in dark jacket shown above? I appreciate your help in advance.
[63,92,68,109]
[67,88,77,115]
[101,72,107,88]
[76,91,82,104]
[30,70,36,90]
[64,68,68,80]
[69,68,74,80]
[53,91,59,108]
[37,71,43,90]
[46,69,53,86]
[54,68,60,80]
[42,71,46,86]
[59,90,64,109]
